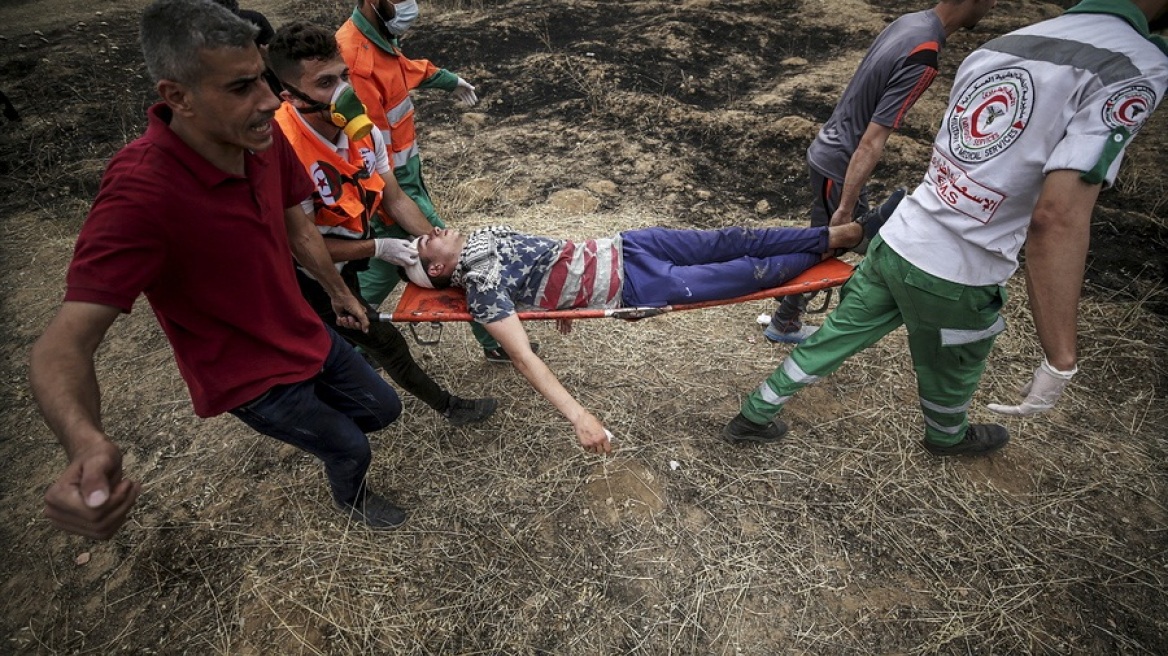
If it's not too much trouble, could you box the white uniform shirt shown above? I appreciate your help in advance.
[880,12,1168,286]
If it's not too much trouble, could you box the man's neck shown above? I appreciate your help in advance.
[169,114,247,176]
[358,2,393,42]
[933,3,966,38]
[298,107,344,145]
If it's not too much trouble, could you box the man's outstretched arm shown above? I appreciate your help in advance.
[30,301,142,539]
[989,170,1099,416]
[483,315,612,455]
[830,121,894,226]
[1025,170,1100,371]
[378,171,435,237]
[284,204,370,332]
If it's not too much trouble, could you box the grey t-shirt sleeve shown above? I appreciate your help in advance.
[871,47,940,129]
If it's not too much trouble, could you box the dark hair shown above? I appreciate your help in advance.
[267,22,340,87]
[416,255,454,289]
[140,0,257,85]
[208,0,240,13]
[238,9,275,46]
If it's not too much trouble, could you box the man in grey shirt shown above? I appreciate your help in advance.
[764,0,998,343]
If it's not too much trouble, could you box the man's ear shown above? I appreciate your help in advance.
[157,79,195,116]
[426,261,445,278]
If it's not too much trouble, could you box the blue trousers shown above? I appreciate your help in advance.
[230,327,402,506]
[620,226,826,307]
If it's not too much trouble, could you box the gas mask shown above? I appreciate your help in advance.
[290,81,374,141]
[327,83,374,141]
[380,0,419,37]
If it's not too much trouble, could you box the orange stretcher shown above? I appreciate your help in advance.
[378,257,854,344]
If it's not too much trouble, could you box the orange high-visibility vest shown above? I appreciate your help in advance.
[336,19,440,169]
[275,104,388,239]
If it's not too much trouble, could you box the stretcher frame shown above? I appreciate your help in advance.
[378,257,854,345]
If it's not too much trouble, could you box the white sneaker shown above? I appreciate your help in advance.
[763,323,819,344]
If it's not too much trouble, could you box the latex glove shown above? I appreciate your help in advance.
[453,77,478,106]
[374,237,418,267]
[987,358,1077,416]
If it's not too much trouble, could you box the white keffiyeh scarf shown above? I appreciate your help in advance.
[451,225,518,289]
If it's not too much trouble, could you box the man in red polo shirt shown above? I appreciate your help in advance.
[29,0,409,538]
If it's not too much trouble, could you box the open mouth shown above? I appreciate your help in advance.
[250,119,274,136]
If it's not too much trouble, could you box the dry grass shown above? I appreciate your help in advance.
[2,0,1167,654]
[13,208,1164,654]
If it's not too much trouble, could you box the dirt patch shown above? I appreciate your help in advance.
[2,0,1167,654]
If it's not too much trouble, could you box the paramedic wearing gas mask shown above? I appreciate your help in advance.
[268,22,499,428]
[336,0,516,363]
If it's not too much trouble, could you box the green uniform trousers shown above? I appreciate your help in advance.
[742,236,1007,446]
[358,155,499,350]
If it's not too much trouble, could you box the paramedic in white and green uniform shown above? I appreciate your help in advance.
[724,0,1168,454]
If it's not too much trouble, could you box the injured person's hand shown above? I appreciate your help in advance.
[575,413,613,455]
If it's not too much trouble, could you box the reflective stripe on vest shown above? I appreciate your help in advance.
[387,95,414,126]
[392,141,421,169]
[337,20,436,167]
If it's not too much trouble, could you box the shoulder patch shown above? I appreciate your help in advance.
[357,147,377,175]
[947,67,1034,164]
[1102,85,1156,136]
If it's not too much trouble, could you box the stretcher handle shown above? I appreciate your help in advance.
[806,288,834,314]
[372,312,444,345]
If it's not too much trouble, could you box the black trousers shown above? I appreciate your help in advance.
[298,266,451,413]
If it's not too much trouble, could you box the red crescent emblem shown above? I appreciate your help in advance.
[969,93,1009,139]
[1116,97,1147,125]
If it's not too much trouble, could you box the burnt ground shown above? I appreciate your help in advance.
[1,0,1166,654]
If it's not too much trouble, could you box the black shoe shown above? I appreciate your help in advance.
[444,396,498,426]
[336,491,407,529]
[721,412,788,444]
[851,188,906,254]
[484,341,540,363]
[922,423,1009,457]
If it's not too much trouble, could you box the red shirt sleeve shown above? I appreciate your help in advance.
[65,148,167,312]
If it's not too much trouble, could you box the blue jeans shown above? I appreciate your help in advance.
[231,327,402,506]
[620,226,826,307]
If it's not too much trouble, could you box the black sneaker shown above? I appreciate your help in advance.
[851,187,906,255]
[721,412,788,444]
[444,396,498,426]
[484,341,540,363]
[336,491,407,529]
[922,423,1009,457]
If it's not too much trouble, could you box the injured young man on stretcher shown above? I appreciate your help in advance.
[402,191,902,455]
